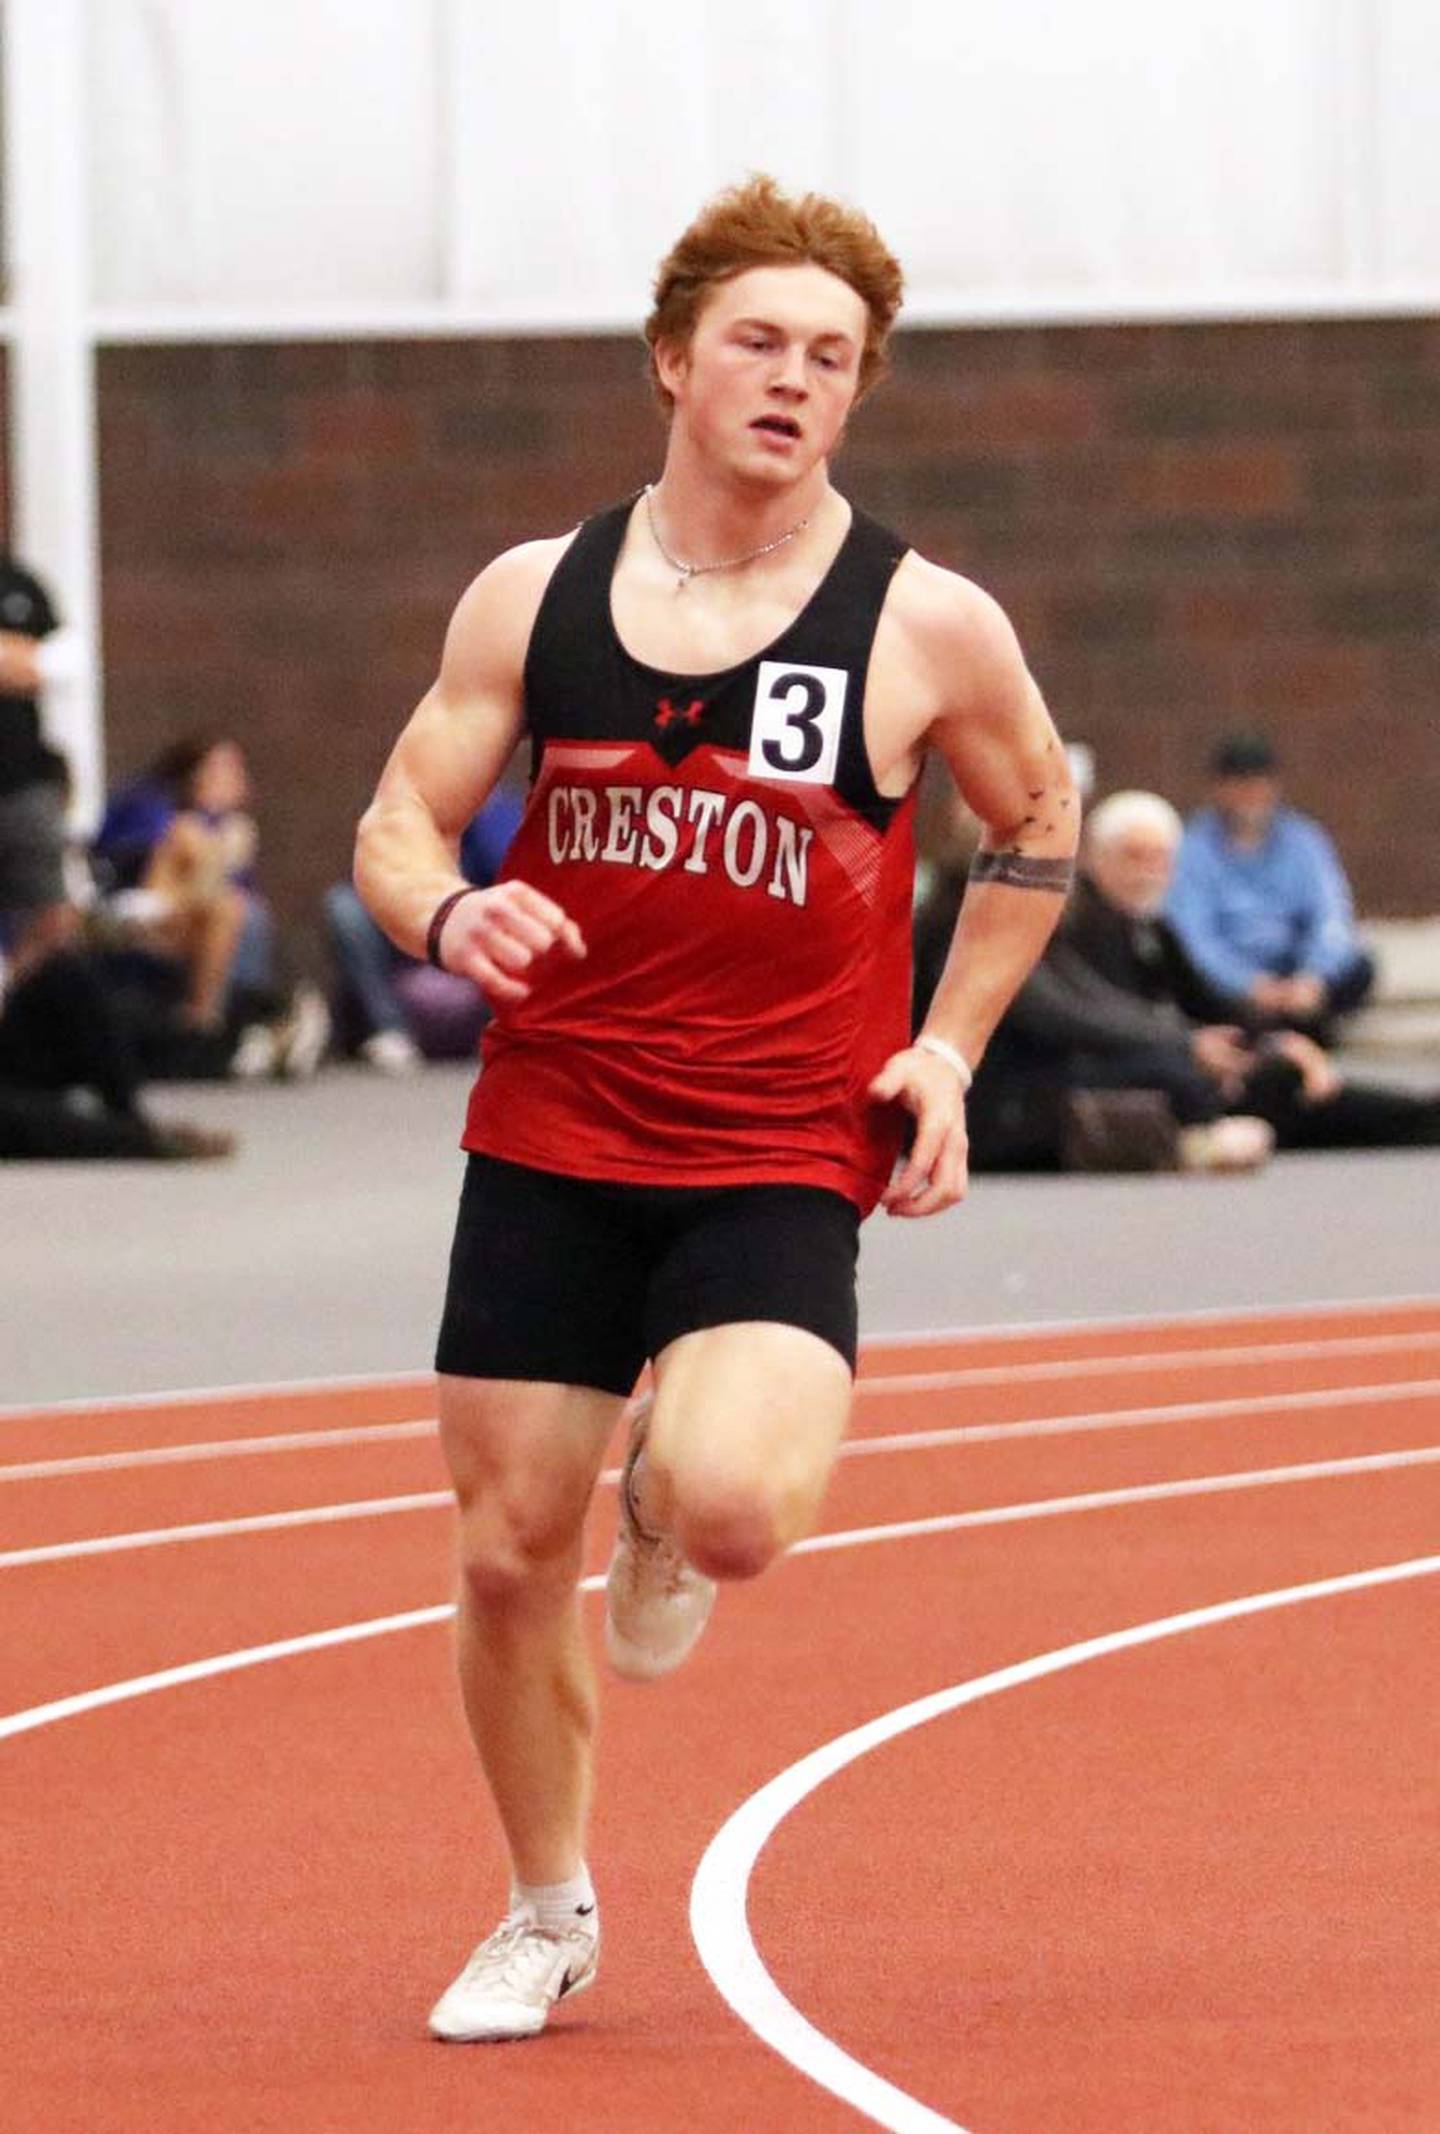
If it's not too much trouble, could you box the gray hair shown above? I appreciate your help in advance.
[1084,789,1183,853]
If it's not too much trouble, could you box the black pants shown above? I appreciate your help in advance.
[0,949,232,1157]
[0,1085,169,1160]
[0,950,143,1115]
[1068,1044,1222,1127]
[969,1042,1440,1171]
[1243,1056,1440,1151]
[1259,949,1377,1043]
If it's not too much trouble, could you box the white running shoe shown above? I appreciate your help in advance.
[428,1905,599,2042]
[1178,1115,1275,1173]
[228,1021,279,1080]
[275,983,331,1079]
[359,1027,421,1075]
[604,1397,716,1682]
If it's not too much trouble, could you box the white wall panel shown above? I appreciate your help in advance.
[77,0,1440,329]
[88,0,444,305]
[1374,0,1440,282]
[843,0,1345,307]
[445,0,839,321]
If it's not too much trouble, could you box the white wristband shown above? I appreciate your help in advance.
[916,1033,973,1091]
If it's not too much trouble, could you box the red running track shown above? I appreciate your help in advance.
[1,1299,1437,2132]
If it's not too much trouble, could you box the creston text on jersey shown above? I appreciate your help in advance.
[545,781,814,907]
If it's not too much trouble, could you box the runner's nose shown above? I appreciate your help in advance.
[770,343,808,397]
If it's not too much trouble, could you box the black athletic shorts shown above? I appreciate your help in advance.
[435,1153,860,1394]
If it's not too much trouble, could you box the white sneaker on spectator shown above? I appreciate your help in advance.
[428,1904,598,2042]
[605,1395,716,1681]
[229,1022,279,1080]
[359,1027,421,1075]
[1178,1115,1275,1173]
[274,984,330,1079]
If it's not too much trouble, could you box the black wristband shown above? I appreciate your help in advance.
[425,886,480,970]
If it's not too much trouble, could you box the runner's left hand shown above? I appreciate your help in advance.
[868,1045,970,1218]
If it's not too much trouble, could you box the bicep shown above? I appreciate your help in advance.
[368,558,536,839]
[926,601,1076,850]
[375,677,524,845]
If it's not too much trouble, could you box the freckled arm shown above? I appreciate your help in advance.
[918,603,1080,1073]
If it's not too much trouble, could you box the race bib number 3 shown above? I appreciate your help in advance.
[747,660,848,786]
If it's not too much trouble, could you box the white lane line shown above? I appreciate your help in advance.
[0,1491,453,1568]
[790,1444,1440,1555]
[0,1603,456,1744]
[0,1419,438,1483]
[5,1477,1439,1753]
[690,1550,1440,2134]
[0,1368,433,1424]
[856,1326,1440,1395]
[5,1296,1437,1424]
[871,1291,1440,1351]
[845,1373,1440,1457]
[8,1359,1440,1486]
[4,1441,1438,1572]
[11,1365,1440,1502]
[0,1574,597,1745]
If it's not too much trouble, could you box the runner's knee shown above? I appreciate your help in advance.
[666,1470,785,1581]
[455,1489,585,1610]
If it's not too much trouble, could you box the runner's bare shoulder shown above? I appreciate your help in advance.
[439,530,582,687]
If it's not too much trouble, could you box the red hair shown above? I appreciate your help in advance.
[644,175,904,410]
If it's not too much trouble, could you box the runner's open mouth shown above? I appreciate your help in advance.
[752,416,801,438]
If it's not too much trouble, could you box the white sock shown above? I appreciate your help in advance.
[512,1867,597,1935]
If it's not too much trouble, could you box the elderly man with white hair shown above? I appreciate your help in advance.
[965,789,1440,1173]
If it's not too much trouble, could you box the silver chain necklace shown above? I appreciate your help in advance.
[643,483,812,592]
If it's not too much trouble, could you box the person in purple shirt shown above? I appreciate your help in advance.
[1165,733,1375,1039]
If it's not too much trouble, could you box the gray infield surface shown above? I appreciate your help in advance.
[3,1062,1437,1407]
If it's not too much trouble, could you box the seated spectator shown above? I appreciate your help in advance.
[0,551,84,979]
[327,780,524,1071]
[968,789,1440,1173]
[0,946,234,1161]
[94,733,275,1030]
[94,732,327,1075]
[1166,733,1376,1040]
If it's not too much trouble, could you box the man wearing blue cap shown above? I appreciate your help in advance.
[1165,733,1375,1040]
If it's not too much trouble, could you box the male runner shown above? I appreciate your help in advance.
[354,175,1080,2042]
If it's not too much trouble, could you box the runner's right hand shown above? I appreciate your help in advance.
[436,881,586,1004]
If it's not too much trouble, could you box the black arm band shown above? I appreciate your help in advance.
[425,886,480,969]
[968,849,1076,893]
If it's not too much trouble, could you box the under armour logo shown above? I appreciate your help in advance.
[654,697,705,731]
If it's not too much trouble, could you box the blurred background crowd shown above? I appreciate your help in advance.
[2,4,1437,1175]
[3,588,1436,1174]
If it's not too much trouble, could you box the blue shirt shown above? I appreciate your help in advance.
[1165,806,1361,996]
[459,785,524,886]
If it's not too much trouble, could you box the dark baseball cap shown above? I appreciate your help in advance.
[1210,732,1278,777]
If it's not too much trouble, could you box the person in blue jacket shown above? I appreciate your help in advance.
[325,778,525,1071]
[1166,733,1375,1039]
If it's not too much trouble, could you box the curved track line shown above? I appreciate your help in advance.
[6,1441,1439,1573]
[6,1449,1440,1724]
[689,1551,1440,2134]
[0,1603,455,1745]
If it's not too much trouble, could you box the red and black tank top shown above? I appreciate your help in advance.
[462,494,918,1214]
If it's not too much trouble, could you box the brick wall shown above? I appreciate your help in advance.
[96,315,1440,964]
